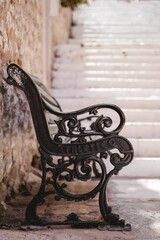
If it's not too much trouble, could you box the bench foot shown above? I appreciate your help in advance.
[98,223,131,231]
[23,212,131,231]
[24,147,133,230]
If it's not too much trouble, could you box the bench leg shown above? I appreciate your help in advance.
[98,169,131,230]
[25,149,53,225]
[25,195,43,225]
[24,149,132,230]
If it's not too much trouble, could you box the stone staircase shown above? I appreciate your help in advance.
[51,0,160,177]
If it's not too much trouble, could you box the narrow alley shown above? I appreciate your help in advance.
[1,0,160,239]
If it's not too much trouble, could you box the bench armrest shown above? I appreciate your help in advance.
[44,101,125,141]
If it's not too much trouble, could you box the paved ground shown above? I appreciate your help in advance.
[1,178,160,239]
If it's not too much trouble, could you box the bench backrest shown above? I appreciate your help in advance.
[6,63,62,152]
[29,74,62,113]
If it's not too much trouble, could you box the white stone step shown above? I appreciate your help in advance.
[69,38,160,45]
[94,157,160,177]
[84,46,160,53]
[56,43,160,51]
[74,20,160,26]
[54,62,160,71]
[122,122,160,138]
[49,97,160,122]
[51,88,160,99]
[71,32,160,40]
[53,78,160,89]
[123,109,160,122]
[129,138,160,158]
[56,45,160,58]
[74,15,160,22]
[53,70,160,79]
[72,25,160,34]
[56,56,160,64]
[55,97,160,110]
[84,50,160,57]
[119,157,160,178]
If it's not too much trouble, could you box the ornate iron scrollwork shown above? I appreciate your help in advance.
[25,144,133,229]
[53,106,125,144]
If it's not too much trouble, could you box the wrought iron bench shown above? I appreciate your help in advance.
[5,63,134,230]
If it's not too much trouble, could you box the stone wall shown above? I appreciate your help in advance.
[0,1,72,201]
[0,0,43,200]
[51,5,72,67]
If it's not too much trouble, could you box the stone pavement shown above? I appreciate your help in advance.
[0,178,160,239]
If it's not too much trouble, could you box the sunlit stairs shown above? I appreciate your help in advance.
[51,0,160,177]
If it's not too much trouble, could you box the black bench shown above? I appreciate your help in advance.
[5,63,134,230]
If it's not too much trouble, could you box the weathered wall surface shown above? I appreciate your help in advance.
[0,0,43,200]
[51,5,72,67]
[0,1,72,201]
